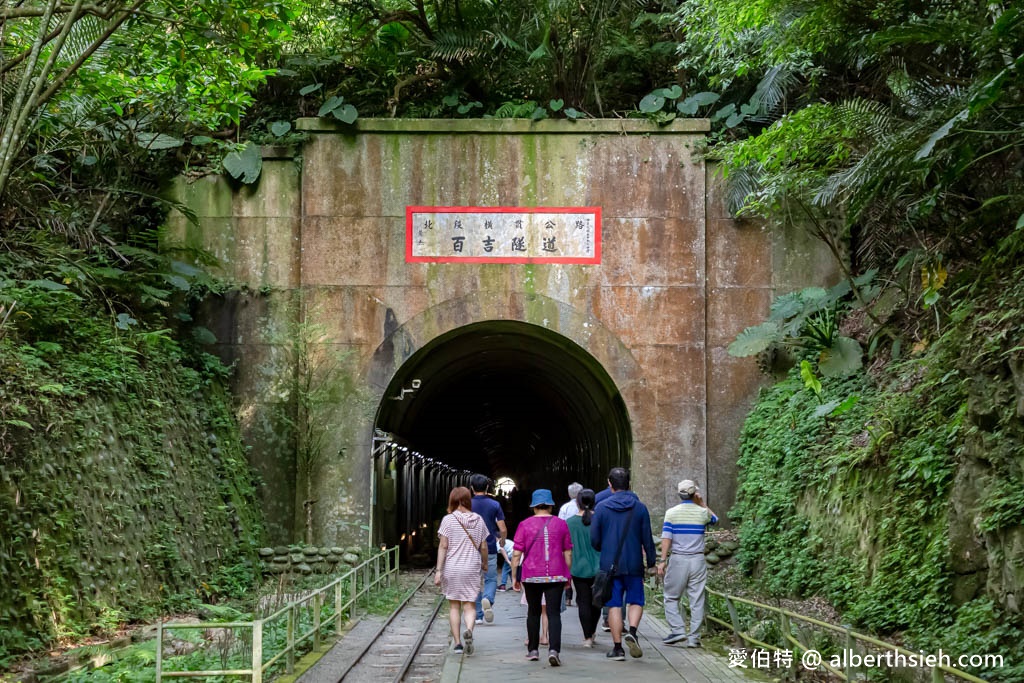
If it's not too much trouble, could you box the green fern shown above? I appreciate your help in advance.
[429,30,486,62]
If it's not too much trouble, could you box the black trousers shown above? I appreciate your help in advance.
[572,575,602,639]
[524,582,565,653]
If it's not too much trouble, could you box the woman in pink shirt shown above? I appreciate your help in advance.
[511,489,573,667]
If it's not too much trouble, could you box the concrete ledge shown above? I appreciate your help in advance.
[295,117,711,134]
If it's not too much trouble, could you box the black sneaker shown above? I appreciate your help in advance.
[662,631,688,645]
[606,647,626,661]
[453,643,464,655]
[623,633,642,658]
[548,650,561,666]
[601,620,611,632]
[463,629,474,656]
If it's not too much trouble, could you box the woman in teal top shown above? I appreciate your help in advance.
[566,488,601,647]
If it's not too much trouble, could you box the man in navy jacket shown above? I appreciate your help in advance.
[590,467,657,661]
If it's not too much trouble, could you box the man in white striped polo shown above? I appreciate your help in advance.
[656,479,717,647]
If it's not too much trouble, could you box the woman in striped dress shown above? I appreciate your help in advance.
[435,486,488,655]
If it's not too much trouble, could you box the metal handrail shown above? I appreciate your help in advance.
[701,588,989,683]
[156,546,400,682]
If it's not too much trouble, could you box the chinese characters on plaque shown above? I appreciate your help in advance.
[405,206,601,264]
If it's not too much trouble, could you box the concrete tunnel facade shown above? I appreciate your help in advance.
[168,118,840,548]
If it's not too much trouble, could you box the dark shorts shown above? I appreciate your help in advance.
[605,574,646,608]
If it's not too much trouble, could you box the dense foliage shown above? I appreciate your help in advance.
[732,247,1024,679]
[678,0,1024,284]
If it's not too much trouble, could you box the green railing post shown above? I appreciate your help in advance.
[932,666,945,683]
[286,605,296,674]
[155,621,163,683]
[252,620,263,683]
[313,592,322,650]
[395,546,401,582]
[335,580,343,636]
[350,570,357,620]
[845,629,854,681]
[780,612,794,682]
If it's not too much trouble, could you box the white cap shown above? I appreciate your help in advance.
[677,479,698,495]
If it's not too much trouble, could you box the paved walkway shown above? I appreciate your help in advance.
[439,588,760,682]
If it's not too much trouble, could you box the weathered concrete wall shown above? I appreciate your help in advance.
[704,163,844,523]
[168,120,840,545]
[166,149,302,542]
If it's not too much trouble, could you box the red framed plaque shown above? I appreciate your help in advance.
[405,206,601,264]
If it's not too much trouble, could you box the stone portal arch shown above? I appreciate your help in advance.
[362,292,642,548]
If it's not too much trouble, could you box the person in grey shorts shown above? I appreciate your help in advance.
[656,479,717,647]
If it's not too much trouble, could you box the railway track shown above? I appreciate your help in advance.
[335,570,448,683]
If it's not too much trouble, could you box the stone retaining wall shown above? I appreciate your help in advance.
[258,545,365,576]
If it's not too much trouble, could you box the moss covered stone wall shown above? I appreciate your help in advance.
[0,341,263,661]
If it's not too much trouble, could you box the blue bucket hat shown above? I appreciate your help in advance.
[530,489,555,507]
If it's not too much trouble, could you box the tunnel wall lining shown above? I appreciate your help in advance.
[166,119,841,545]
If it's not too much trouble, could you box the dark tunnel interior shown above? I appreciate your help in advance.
[370,320,632,556]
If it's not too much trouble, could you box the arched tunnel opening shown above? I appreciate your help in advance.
[370,320,632,560]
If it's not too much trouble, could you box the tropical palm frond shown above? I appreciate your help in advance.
[485,29,525,53]
[836,98,897,141]
[725,164,763,216]
[63,15,113,65]
[429,30,486,62]
[749,64,799,122]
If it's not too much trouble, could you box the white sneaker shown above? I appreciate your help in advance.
[482,598,494,623]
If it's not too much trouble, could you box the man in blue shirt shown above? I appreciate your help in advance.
[471,474,506,623]
[591,467,657,661]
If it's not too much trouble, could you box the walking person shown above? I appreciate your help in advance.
[658,479,717,648]
[566,488,601,647]
[435,487,489,656]
[590,467,657,662]
[498,537,515,591]
[470,474,507,624]
[511,489,573,667]
[558,482,583,520]
[558,482,583,607]
[593,480,614,631]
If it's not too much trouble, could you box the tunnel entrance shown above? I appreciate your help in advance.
[370,320,632,556]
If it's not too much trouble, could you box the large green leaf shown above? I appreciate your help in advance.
[915,108,968,161]
[818,336,863,377]
[769,292,803,321]
[639,93,665,113]
[222,142,263,184]
[193,326,218,344]
[728,321,780,357]
[332,104,359,124]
